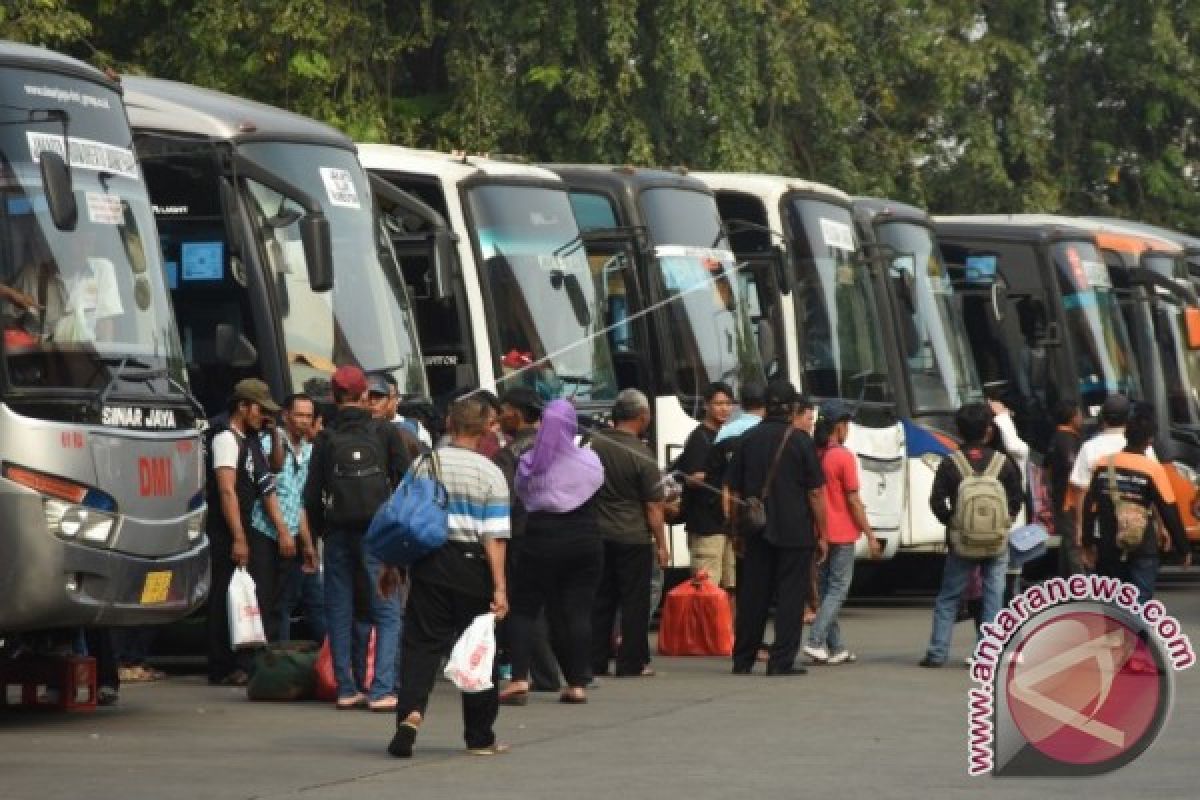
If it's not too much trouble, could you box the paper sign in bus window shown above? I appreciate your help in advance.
[319,167,361,209]
[818,218,856,252]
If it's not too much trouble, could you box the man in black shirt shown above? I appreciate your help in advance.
[1046,399,1083,576]
[674,382,734,590]
[920,403,1024,668]
[728,380,827,676]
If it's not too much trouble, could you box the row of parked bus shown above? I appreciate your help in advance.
[3,41,1199,646]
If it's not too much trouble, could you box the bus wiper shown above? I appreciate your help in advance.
[96,356,206,419]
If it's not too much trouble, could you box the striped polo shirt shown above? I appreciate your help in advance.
[435,444,511,543]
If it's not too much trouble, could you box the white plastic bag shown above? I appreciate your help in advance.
[442,612,496,693]
[228,567,267,649]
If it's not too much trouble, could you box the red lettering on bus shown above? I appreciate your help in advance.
[138,457,173,497]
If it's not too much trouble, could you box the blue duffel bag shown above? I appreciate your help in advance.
[364,452,449,566]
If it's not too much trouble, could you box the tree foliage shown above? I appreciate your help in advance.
[9,0,1200,230]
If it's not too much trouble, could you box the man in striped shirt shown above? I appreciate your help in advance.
[387,393,511,758]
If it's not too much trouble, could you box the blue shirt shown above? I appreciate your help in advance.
[251,433,312,539]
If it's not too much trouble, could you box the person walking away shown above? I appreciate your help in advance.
[675,382,735,594]
[588,389,668,678]
[205,379,296,685]
[1067,394,1153,566]
[502,399,605,704]
[303,366,411,711]
[384,394,511,757]
[253,393,323,642]
[728,380,828,676]
[920,402,1023,667]
[492,389,563,698]
[803,401,882,665]
[1046,400,1084,576]
[1082,414,1192,603]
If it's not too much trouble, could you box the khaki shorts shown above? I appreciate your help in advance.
[688,533,736,589]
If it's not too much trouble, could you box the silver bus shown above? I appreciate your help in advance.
[0,42,207,639]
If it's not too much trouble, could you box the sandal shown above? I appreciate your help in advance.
[336,692,367,710]
[559,690,587,704]
[466,742,511,756]
[498,689,528,706]
[368,696,398,712]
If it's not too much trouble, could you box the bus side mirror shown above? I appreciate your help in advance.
[40,151,77,231]
[1186,307,1200,350]
[432,228,458,300]
[300,214,334,292]
[215,323,258,368]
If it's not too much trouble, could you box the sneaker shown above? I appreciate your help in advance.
[827,650,857,665]
[466,742,511,756]
[97,686,119,707]
[919,656,945,668]
[802,644,829,664]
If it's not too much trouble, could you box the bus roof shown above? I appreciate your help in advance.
[357,144,564,186]
[547,164,712,193]
[694,172,851,207]
[854,196,932,226]
[122,75,354,150]
[0,40,116,91]
[1067,217,1182,256]
[934,214,1098,244]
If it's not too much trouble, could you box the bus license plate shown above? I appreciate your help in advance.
[140,571,173,604]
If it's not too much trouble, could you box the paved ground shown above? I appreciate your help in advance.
[2,587,1198,800]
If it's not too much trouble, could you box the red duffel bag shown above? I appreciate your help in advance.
[314,629,376,701]
[657,570,733,656]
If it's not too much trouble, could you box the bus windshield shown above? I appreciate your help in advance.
[0,72,185,396]
[641,187,765,398]
[238,143,427,401]
[467,184,617,402]
[786,196,889,402]
[1052,241,1141,409]
[876,220,981,412]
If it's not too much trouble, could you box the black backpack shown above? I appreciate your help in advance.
[323,417,393,528]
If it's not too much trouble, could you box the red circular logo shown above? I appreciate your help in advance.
[1005,610,1164,767]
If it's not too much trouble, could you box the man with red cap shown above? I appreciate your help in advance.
[304,366,413,710]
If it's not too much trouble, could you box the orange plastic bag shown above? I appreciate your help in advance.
[313,629,376,701]
[657,570,733,656]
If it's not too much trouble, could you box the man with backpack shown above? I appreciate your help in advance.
[920,402,1024,668]
[1082,413,1191,603]
[304,366,412,710]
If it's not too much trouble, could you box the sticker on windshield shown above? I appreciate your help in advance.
[27,132,139,181]
[85,192,124,225]
[319,167,360,209]
[1082,259,1111,289]
[654,245,736,292]
[818,218,856,252]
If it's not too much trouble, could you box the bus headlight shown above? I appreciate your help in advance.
[1172,461,1200,487]
[43,498,116,545]
[186,510,206,543]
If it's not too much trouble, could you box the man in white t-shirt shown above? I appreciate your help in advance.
[1067,394,1157,553]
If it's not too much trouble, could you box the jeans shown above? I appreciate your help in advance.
[323,530,403,701]
[277,558,326,643]
[925,549,1008,664]
[807,543,855,652]
[1113,553,1159,605]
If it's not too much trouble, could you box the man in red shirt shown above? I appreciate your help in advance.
[803,401,882,665]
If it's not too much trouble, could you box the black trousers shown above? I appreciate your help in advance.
[509,533,603,689]
[591,540,653,677]
[498,547,562,691]
[395,578,498,750]
[207,524,280,681]
[85,628,119,690]
[734,535,813,672]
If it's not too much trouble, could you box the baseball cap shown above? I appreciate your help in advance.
[232,378,280,413]
[1100,393,1131,422]
[366,372,391,397]
[820,399,855,423]
[331,365,368,398]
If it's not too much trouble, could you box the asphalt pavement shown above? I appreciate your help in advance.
[2,587,1198,800]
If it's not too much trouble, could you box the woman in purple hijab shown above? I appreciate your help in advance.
[502,400,605,704]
